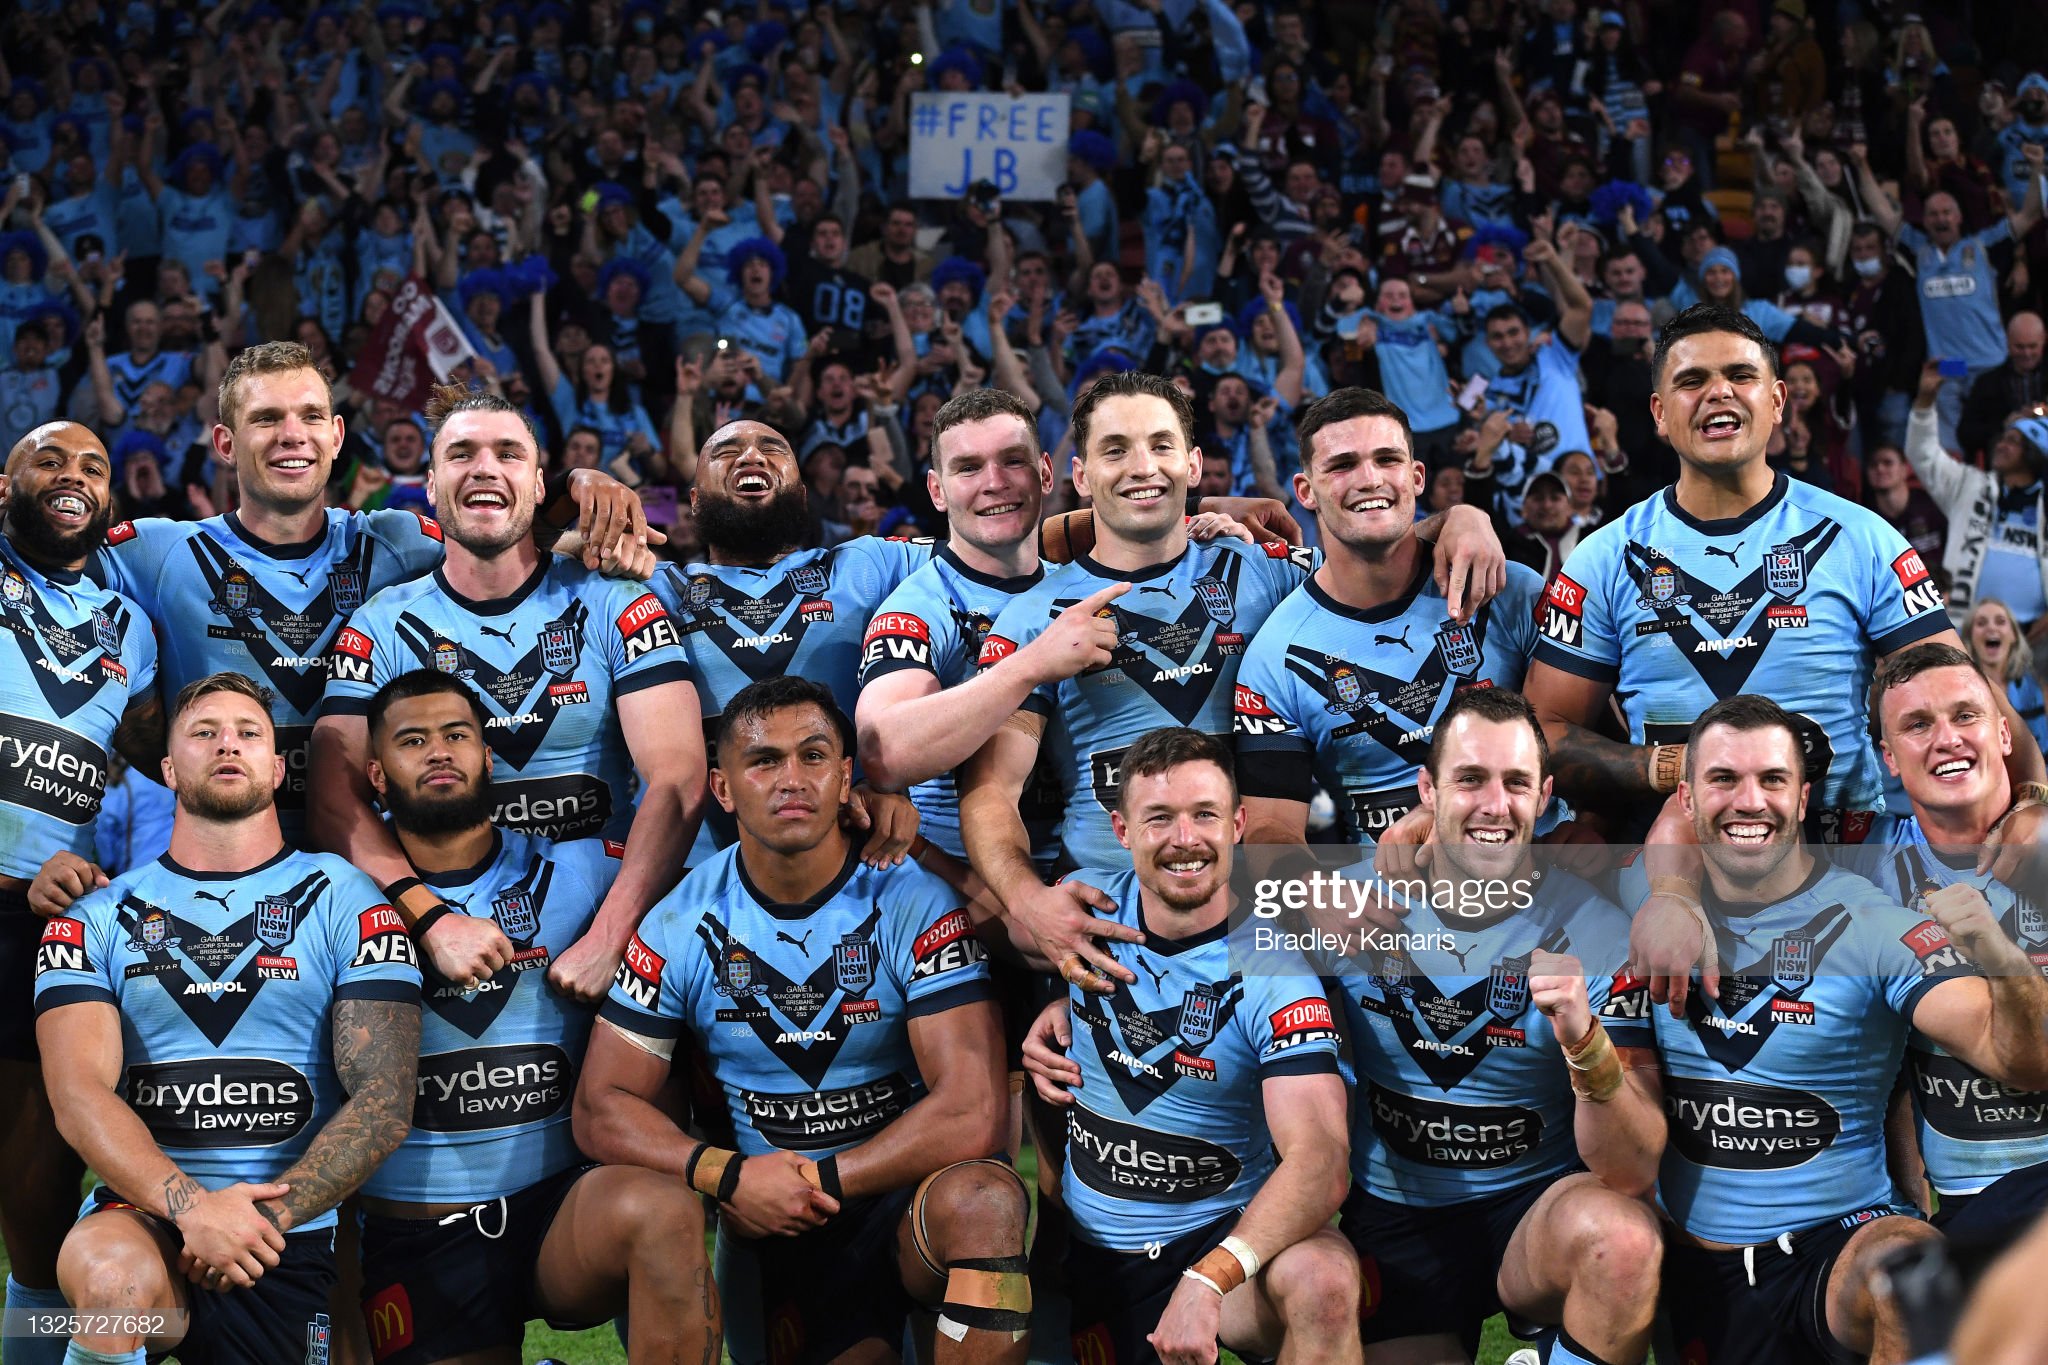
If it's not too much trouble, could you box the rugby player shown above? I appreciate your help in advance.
[1869,643,2048,1275]
[34,672,422,1365]
[312,386,705,1002]
[1634,696,2048,1364]
[1524,304,2043,845]
[961,371,1505,990]
[1329,688,1663,1365]
[1234,388,1547,845]
[82,340,654,991]
[576,676,1033,1365]
[352,669,716,1365]
[0,422,162,1365]
[1019,728,1359,1365]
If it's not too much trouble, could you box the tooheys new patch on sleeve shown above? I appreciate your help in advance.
[29,849,420,1232]
[1648,864,1966,1244]
[981,538,1309,868]
[1533,476,1948,821]
[87,508,443,835]
[0,536,157,877]
[598,847,993,1158]
[859,611,933,675]
[1057,868,1340,1252]
[1235,563,1544,842]
[322,560,691,842]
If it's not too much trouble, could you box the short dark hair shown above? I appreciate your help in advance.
[1425,687,1549,780]
[1483,303,1526,330]
[1296,387,1415,467]
[1872,641,1990,737]
[367,669,489,740]
[1684,694,1806,785]
[566,423,604,446]
[1070,370,1196,461]
[1653,302,1781,388]
[424,383,542,455]
[716,676,855,761]
[931,389,1038,470]
[171,671,276,727]
[1116,727,1237,810]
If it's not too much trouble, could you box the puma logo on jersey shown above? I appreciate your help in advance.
[1374,625,1414,651]
[1702,542,1743,562]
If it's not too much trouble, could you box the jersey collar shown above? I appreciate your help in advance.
[1077,545,1186,584]
[1304,556,1432,626]
[1661,470,1789,537]
[157,845,294,882]
[1138,899,1232,954]
[225,510,332,561]
[432,558,550,617]
[419,827,506,888]
[736,844,862,921]
[0,531,84,587]
[938,541,1043,592]
[1700,852,1827,920]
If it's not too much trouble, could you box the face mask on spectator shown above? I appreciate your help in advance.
[1784,264,1812,291]
[1853,256,1884,278]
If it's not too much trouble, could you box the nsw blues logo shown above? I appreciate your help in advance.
[1766,543,1806,599]
[2016,896,2048,948]
[128,906,182,953]
[1771,932,1814,991]
[538,614,581,677]
[1435,621,1480,676]
[330,570,365,614]
[834,933,875,994]
[1488,953,1531,1018]
[787,564,829,596]
[1193,575,1233,623]
[1178,984,1221,1045]
[92,608,121,654]
[492,888,539,942]
[255,897,296,949]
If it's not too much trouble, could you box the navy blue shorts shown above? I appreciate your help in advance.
[1934,1158,2048,1277]
[1662,1204,1920,1365]
[357,1162,598,1364]
[1,888,41,1060]
[726,1185,916,1365]
[1065,1209,1274,1365]
[1339,1172,1561,1350]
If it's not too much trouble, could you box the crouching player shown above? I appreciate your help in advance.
[351,669,716,1364]
[1024,728,1360,1365]
[31,673,421,1364]
[574,677,1032,1364]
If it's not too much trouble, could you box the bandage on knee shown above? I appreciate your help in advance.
[936,1255,1032,1343]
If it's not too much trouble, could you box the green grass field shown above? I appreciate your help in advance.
[1,1148,1529,1363]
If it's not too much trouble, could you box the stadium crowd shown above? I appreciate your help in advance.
[6,0,2048,1363]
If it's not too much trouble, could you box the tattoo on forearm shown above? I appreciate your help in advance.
[162,1173,202,1224]
[272,998,419,1227]
[1548,725,1655,806]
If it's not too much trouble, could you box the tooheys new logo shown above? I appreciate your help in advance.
[1910,1047,2048,1141]
[859,612,932,675]
[1540,572,1585,647]
[35,915,90,976]
[1367,1085,1543,1169]
[737,1071,919,1150]
[614,934,664,1010]
[412,1042,573,1132]
[1065,1104,1241,1203]
[1232,684,1290,737]
[616,592,681,664]
[910,909,985,981]
[352,905,417,969]
[1662,1074,1841,1168]
[1892,548,1943,617]
[124,1057,315,1147]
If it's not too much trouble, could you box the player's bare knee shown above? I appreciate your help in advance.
[1267,1232,1362,1332]
[614,1169,706,1260]
[58,1220,158,1309]
[920,1161,1029,1259]
[1560,1191,1662,1297]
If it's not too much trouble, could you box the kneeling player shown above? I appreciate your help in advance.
[1024,729,1360,1365]
[352,670,716,1364]
[32,674,422,1364]
[1329,688,1664,1365]
[575,677,1031,1364]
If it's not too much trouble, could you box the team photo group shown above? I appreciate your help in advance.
[3,0,2048,1363]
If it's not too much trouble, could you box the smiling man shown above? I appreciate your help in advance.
[311,386,705,1003]
[1525,303,2041,844]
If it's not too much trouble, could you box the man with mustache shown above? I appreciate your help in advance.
[1633,695,2048,1364]
[312,387,704,1004]
[0,420,162,1365]
[34,672,422,1365]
